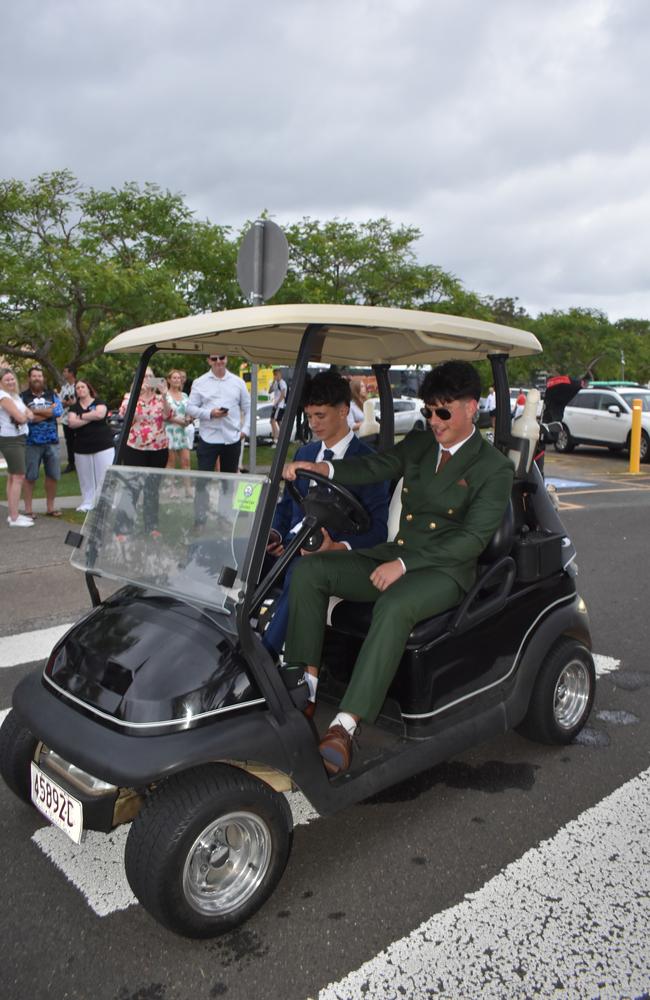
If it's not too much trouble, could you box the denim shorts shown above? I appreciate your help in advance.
[25,442,61,481]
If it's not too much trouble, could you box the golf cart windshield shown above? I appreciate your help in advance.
[71,467,267,622]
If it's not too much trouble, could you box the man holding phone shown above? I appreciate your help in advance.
[187,354,251,474]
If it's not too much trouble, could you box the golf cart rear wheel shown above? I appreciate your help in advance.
[0,710,38,804]
[553,424,575,453]
[517,639,595,745]
[124,764,293,938]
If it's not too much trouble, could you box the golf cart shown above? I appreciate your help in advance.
[0,304,595,938]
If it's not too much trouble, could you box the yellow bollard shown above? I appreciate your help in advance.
[628,398,642,474]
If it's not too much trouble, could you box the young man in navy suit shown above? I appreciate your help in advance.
[262,371,390,662]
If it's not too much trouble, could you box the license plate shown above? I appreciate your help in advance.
[30,762,84,844]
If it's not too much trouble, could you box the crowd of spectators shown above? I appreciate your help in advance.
[0,355,259,528]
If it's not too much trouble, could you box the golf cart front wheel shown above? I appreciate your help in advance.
[124,764,293,938]
[517,639,595,744]
[0,710,39,804]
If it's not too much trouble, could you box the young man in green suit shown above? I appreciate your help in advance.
[282,360,514,776]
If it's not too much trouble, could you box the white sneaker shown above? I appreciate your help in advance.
[8,515,34,527]
[76,504,92,512]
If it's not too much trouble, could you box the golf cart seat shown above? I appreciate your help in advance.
[329,499,516,648]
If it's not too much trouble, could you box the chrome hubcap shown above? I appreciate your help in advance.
[183,811,272,915]
[553,659,590,730]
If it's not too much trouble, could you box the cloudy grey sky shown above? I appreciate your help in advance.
[3,0,649,320]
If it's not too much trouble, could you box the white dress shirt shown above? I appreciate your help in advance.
[187,369,251,444]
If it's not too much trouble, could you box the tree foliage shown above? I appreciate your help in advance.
[1,172,649,398]
[0,170,241,385]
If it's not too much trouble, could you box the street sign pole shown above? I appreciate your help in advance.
[237,220,289,472]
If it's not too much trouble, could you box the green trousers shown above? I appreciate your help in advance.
[285,550,463,723]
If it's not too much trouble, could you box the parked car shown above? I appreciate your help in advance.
[373,397,425,435]
[555,385,650,461]
[248,402,304,445]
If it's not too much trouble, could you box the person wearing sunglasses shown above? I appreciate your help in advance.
[187,353,251,475]
[281,360,514,776]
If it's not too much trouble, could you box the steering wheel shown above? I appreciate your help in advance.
[286,468,371,550]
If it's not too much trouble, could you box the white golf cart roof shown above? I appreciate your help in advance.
[104,304,541,366]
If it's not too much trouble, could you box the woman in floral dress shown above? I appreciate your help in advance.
[165,369,192,473]
[117,368,173,537]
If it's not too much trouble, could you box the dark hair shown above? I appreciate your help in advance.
[302,371,351,409]
[75,378,98,398]
[419,361,481,403]
[63,365,77,376]
[28,365,44,377]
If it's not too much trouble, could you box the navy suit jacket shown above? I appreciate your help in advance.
[272,437,389,550]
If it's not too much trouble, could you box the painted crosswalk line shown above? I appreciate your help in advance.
[0,623,73,669]
[318,766,650,999]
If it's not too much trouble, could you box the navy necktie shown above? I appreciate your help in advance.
[323,449,334,462]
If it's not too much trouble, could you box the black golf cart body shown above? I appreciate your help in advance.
[2,304,594,937]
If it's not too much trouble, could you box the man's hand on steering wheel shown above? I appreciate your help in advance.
[282,460,330,481]
[300,527,347,556]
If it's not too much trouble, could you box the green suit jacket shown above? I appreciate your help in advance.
[330,429,514,593]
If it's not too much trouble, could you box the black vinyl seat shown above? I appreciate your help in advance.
[329,501,516,648]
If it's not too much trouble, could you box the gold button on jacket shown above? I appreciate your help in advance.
[330,429,514,592]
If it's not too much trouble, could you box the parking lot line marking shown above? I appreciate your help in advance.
[318,765,650,999]
[0,623,73,669]
[559,485,650,497]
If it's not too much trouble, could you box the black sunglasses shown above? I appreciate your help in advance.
[209,355,227,361]
[421,405,453,421]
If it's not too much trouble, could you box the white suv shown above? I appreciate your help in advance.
[554,386,650,462]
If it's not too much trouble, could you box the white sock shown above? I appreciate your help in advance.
[331,712,357,736]
[304,672,319,702]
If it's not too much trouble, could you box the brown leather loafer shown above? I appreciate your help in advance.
[319,725,353,776]
[303,700,316,720]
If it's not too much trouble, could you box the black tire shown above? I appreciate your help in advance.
[553,424,575,453]
[630,430,650,463]
[124,764,293,938]
[517,639,595,745]
[414,419,425,431]
[0,710,39,804]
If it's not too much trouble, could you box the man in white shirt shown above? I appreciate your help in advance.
[187,354,251,474]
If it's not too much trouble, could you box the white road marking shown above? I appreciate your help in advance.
[318,766,650,1000]
[593,653,620,676]
[0,623,73,669]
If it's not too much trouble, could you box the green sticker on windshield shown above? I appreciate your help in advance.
[233,481,262,512]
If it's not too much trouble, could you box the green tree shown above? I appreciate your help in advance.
[276,216,481,312]
[0,171,242,386]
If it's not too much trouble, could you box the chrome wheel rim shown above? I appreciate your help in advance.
[553,659,590,730]
[557,427,569,450]
[182,811,272,915]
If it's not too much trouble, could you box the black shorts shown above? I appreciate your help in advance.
[271,406,285,423]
